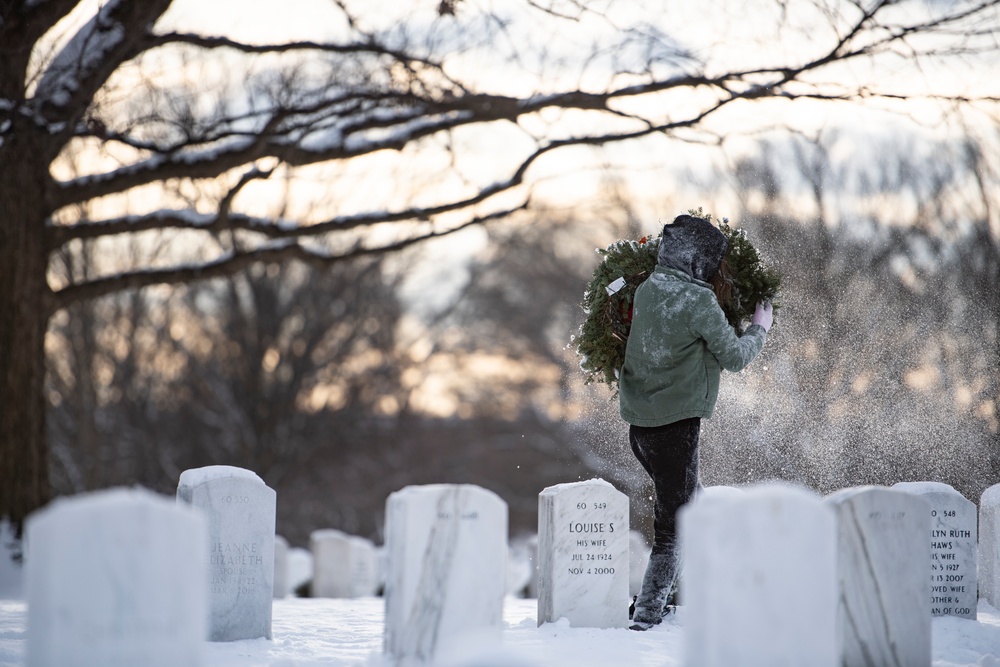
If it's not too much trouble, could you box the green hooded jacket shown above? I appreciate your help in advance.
[618,265,767,427]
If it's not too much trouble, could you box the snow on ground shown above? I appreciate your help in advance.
[1,596,999,666]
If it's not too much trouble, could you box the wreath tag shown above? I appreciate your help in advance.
[605,277,627,296]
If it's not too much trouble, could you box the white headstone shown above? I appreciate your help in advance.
[384,484,508,666]
[980,484,1000,609]
[310,529,378,598]
[177,465,276,640]
[536,479,629,629]
[0,519,23,600]
[700,484,746,501]
[375,544,387,596]
[680,482,838,667]
[826,486,932,667]
[273,535,289,599]
[26,488,208,667]
[628,530,650,598]
[287,547,313,595]
[893,481,978,619]
[506,540,533,597]
[525,534,539,598]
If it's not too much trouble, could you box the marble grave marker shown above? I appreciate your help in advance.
[680,483,839,667]
[506,540,533,597]
[383,484,508,666]
[273,535,289,599]
[893,481,978,619]
[981,483,1000,609]
[287,547,313,595]
[26,488,208,667]
[177,465,276,641]
[537,479,629,628]
[310,529,378,598]
[826,486,931,667]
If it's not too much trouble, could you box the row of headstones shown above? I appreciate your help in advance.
[290,531,556,601]
[20,468,1000,667]
[302,529,381,599]
[22,467,509,666]
[278,524,648,604]
[536,479,991,667]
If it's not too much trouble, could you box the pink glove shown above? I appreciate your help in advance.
[752,302,773,332]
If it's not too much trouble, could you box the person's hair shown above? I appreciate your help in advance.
[711,258,734,309]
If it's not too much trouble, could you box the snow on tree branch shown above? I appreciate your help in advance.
[148,31,442,70]
[49,202,525,310]
[49,172,526,249]
[32,0,172,124]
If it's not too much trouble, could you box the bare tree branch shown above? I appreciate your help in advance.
[50,202,525,310]
[32,1,174,140]
[148,31,442,69]
[49,170,524,248]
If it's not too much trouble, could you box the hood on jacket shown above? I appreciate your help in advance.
[656,214,728,282]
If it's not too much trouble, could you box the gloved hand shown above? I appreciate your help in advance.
[752,302,773,332]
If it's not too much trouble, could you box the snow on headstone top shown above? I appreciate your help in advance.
[310,528,347,541]
[825,484,884,504]
[892,481,959,496]
[390,482,505,505]
[177,465,263,490]
[694,480,807,510]
[539,477,618,496]
[981,484,1000,506]
[698,485,746,502]
[39,486,196,518]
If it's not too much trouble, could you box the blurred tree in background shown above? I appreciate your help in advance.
[697,130,1000,504]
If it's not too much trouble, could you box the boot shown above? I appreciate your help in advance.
[629,552,676,631]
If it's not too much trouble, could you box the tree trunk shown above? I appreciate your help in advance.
[0,137,53,534]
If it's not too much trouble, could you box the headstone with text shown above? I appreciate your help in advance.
[537,479,629,629]
[383,484,507,666]
[177,465,276,641]
[826,486,931,667]
[980,483,1000,608]
[311,529,378,598]
[893,481,978,619]
[680,482,838,667]
[26,488,208,667]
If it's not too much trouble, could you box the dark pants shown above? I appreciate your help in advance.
[628,418,701,625]
[629,418,701,555]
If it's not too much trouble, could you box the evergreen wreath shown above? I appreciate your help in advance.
[575,209,781,389]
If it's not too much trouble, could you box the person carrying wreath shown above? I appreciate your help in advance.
[620,213,773,631]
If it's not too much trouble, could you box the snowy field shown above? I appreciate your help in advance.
[2,596,1000,666]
